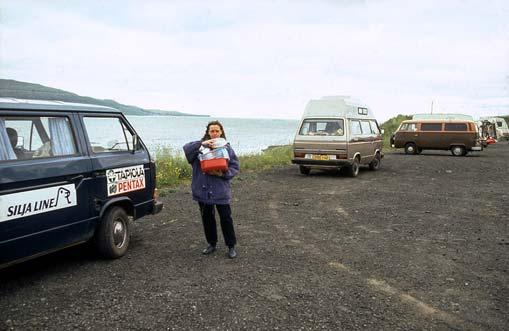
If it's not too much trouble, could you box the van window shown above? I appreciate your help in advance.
[350,120,362,135]
[299,119,344,136]
[358,107,368,115]
[497,121,503,127]
[421,123,442,131]
[444,123,468,131]
[399,123,417,131]
[0,116,77,162]
[360,121,371,135]
[83,117,134,153]
[369,121,380,134]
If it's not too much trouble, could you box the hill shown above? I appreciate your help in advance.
[0,79,208,117]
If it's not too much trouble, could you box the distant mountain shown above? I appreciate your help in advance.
[0,79,208,117]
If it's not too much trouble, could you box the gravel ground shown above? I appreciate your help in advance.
[1,142,508,331]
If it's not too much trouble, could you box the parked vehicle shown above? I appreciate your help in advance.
[0,98,163,269]
[291,96,383,177]
[390,119,483,156]
[479,117,509,141]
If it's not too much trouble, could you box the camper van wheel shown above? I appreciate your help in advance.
[451,145,466,157]
[404,143,417,155]
[369,153,381,170]
[299,165,310,175]
[95,206,130,259]
[346,157,360,177]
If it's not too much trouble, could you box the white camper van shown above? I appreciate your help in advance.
[479,117,509,141]
[291,96,383,177]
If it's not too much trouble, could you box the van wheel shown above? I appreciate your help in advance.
[299,165,310,175]
[405,143,417,155]
[346,157,360,177]
[95,206,130,258]
[451,145,466,156]
[369,153,381,170]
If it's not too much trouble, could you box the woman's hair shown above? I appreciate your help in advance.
[201,120,227,141]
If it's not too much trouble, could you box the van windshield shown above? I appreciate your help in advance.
[299,119,344,136]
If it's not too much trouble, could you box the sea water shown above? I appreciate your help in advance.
[126,116,299,156]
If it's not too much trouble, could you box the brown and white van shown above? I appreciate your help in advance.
[390,119,483,156]
[291,96,383,177]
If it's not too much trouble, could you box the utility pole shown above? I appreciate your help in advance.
[431,100,434,114]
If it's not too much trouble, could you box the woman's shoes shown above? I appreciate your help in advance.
[228,247,237,259]
[202,244,237,258]
[202,244,216,255]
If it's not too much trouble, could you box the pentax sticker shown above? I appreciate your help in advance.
[0,184,77,223]
[106,165,145,196]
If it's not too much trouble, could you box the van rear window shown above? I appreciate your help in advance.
[299,119,344,136]
[421,123,442,131]
[0,116,77,162]
[444,123,468,131]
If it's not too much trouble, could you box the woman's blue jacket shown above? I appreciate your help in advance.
[183,141,240,205]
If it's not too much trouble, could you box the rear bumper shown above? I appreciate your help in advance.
[152,200,164,215]
[291,158,351,167]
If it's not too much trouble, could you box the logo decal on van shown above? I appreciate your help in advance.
[106,165,145,196]
[0,184,77,223]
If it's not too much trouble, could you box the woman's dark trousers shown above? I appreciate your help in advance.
[198,202,237,247]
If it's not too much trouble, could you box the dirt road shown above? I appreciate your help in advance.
[1,143,508,330]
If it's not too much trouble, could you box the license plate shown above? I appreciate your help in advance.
[312,154,329,160]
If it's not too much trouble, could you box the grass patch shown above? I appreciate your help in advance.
[155,147,192,188]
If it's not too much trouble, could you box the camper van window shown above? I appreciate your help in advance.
[0,116,77,162]
[84,117,132,153]
[444,123,468,131]
[497,121,503,127]
[421,123,442,131]
[350,120,362,135]
[400,123,417,132]
[299,119,344,136]
[358,107,368,115]
[369,120,380,134]
[360,121,371,135]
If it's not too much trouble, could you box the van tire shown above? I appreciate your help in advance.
[369,153,381,170]
[405,143,417,155]
[346,157,360,177]
[299,166,310,175]
[95,206,130,259]
[451,145,466,156]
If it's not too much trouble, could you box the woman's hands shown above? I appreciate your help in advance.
[201,139,215,148]
[202,138,227,149]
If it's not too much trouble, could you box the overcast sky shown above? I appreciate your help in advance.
[1,0,508,121]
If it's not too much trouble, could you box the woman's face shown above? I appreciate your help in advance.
[208,124,222,139]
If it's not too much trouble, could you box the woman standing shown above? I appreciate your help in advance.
[183,121,240,258]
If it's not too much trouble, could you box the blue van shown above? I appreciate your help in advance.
[0,98,163,268]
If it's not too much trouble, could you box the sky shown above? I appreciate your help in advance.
[1,0,508,121]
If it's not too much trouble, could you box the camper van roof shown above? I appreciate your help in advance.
[302,96,374,118]
[412,113,474,121]
[0,98,120,113]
